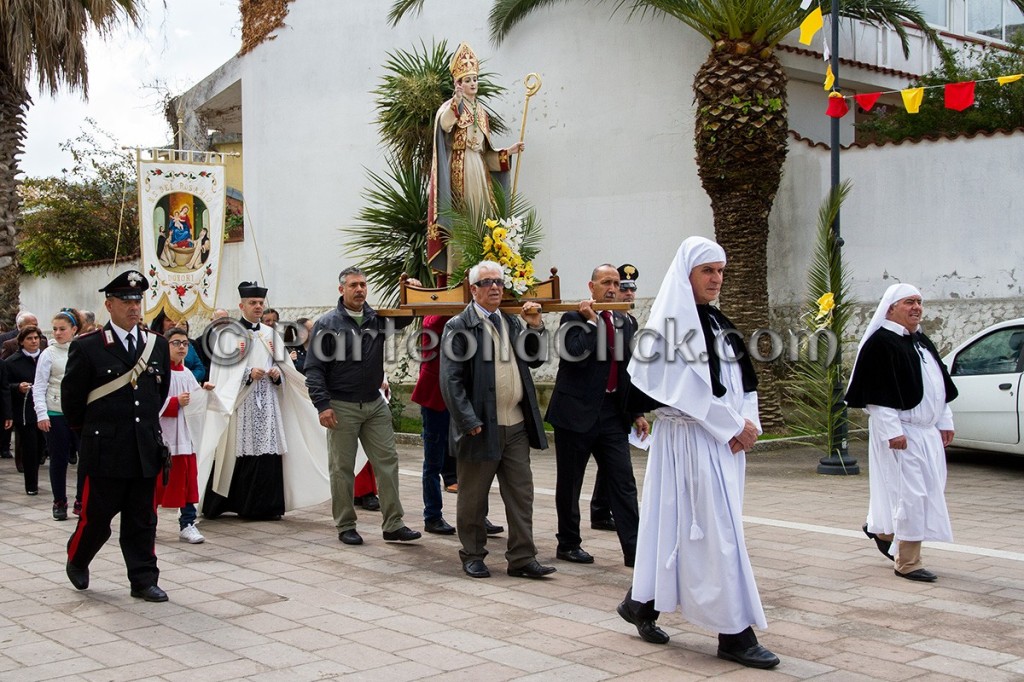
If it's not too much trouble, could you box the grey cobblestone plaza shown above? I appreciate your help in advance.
[1,443,1022,680]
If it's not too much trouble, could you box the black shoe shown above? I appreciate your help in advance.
[131,585,169,602]
[507,560,557,579]
[361,493,380,512]
[339,529,363,545]
[27,490,38,496]
[0,450,11,458]
[383,526,421,542]
[616,601,668,644]
[862,524,894,561]
[52,502,68,521]
[485,518,503,535]
[424,517,456,535]
[591,518,616,531]
[556,547,595,564]
[717,644,780,669]
[463,559,491,578]
[66,561,89,590]
[896,568,937,582]
[68,451,78,465]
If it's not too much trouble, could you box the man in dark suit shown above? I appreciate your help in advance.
[590,263,640,532]
[440,260,555,580]
[546,264,648,567]
[62,270,172,602]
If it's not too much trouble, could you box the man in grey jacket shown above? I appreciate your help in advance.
[304,267,420,546]
[440,260,555,580]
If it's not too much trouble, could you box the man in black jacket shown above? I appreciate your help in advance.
[62,270,171,602]
[439,260,555,580]
[590,263,640,532]
[546,264,647,567]
[304,267,420,546]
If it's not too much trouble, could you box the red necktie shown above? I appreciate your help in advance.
[601,311,618,393]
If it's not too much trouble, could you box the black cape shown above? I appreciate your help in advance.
[845,327,958,410]
[628,304,758,413]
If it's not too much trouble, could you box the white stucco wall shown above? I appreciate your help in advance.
[768,130,1024,309]
[18,1,1023,357]
[231,1,715,307]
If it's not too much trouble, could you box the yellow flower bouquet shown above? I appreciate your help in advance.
[447,182,543,297]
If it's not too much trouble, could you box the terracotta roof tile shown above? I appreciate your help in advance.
[789,126,1024,149]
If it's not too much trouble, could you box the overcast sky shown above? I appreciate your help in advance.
[20,0,241,178]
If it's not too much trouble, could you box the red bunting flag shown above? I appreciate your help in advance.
[855,92,881,111]
[944,81,976,111]
[826,92,849,118]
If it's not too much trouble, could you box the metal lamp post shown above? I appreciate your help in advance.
[817,0,860,475]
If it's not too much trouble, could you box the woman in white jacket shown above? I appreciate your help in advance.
[33,308,82,521]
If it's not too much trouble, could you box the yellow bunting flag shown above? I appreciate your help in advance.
[823,64,835,91]
[799,7,824,45]
[901,87,924,114]
[998,74,1023,85]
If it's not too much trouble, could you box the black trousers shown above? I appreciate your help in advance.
[590,470,612,523]
[67,473,160,589]
[553,395,639,561]
[13,423,44,493]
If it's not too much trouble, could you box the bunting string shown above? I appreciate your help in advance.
[796,1,1024,118]
[825,74,1024,118]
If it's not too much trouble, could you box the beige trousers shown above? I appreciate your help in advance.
[877,533,923,574]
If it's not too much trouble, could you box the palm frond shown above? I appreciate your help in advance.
[783,179,853,451]
[0,0,142,96]
[387,0,429,25]
[446,181,543,286]
[373,41,508,175]
[834,0,947,59]
[490,0,582,43]
[344,156,433,307]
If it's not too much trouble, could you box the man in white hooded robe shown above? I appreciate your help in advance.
[845,284,957,582]
[616,237,779,670]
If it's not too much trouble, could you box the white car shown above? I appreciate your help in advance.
[942,318,1024,455]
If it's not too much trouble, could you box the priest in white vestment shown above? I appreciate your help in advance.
[846,284,957,582]
[199,282,332,520]
[616,237,779,670]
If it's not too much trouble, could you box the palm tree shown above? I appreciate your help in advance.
[0,0,141,323]
[390,0,941,429]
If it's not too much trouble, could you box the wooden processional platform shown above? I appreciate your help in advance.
[376,269,632,317]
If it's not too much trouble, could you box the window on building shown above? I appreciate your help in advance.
[967,0,1024,41]
[916,0,948,27]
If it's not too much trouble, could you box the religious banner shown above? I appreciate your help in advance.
[138,153,227,321]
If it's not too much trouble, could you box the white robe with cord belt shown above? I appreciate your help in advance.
[631,342,768,634]
[864,321,954,546]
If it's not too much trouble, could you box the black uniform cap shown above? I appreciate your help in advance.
[617,264,639,290]
[99,270,149,300]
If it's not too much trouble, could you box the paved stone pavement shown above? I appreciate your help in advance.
[1,443,1023,681]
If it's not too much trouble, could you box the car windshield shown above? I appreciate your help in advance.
[951,327,1024,376]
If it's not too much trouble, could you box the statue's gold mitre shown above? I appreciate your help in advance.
[450,42,479,81]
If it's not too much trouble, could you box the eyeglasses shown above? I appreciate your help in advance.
[473,278,505,288]
[168,340,190,348]
[619,283,637,291]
